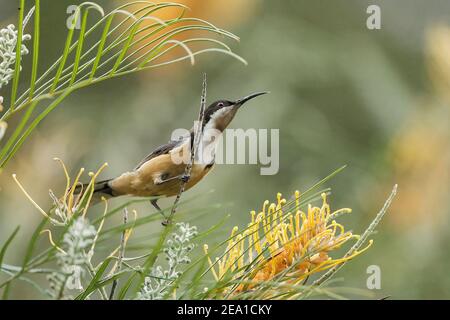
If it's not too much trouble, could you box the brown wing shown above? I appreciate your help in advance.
[134,140,181,170]
[135,131,194,170]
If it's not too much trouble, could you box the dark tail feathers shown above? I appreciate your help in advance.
[74,179,114,198]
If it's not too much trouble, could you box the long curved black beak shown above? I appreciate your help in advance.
[235,91,269,107]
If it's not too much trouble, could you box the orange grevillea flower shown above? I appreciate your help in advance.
[204,191,372,294]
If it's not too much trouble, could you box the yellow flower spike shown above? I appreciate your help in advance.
[260,201,269,225]
[229,253,237,272]
[217,257,226,278]
[14,162,113,227]
[235,234,244,269]
[123,209,138,243]
[288,215,295,236]
[334,208,352,215]
[226,226,239,251]
[276,192,282,202]
[307,205,315,240]
[280,223,290,244]
[261,212,269,235]
[258,211,273,245]
[67,167,85,214]
[255,213,265,239]
[253,218,262,255]
[300,210,307,221]
[280,198,286,207]
[206,190,373,296]
[294,211,300,236]
[330,221,339,235]
[356,239,374,254]
[203,245,219,281]
[247,239,253,263]
[266,204,274,233]
[327,208,352,222]
[250,210,256,224]
[310,252,323,264]
[80,163,109,216]
[275,194,286,224]
[303,231,325,252]
[270,203,280,230]
[319,240,373,270]
[219,257,227,274]
[12,174,52,221]
[40,229,66,255]
[332,221,345,235]
[53,158,71,202]
[262,200,269,213]
[321,193,328,204]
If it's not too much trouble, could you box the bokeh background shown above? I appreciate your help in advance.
[0,0,449,299]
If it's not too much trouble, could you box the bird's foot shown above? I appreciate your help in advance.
[150,199,167,219]
[154,173,189,185]
[180,174,190,183]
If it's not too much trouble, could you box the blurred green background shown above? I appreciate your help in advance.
[0,0,449,299]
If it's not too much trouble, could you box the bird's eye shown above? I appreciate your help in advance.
[218,102,224,107]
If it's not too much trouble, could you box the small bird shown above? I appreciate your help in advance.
[77,91,268,220]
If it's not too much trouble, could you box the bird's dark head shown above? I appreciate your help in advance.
[203,91,269,131]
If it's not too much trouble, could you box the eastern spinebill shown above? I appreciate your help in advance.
[76,91,268,220]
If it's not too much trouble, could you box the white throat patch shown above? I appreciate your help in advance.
[199,107,233,164]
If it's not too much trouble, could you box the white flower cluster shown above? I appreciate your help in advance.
[48,217,96,299]
[0,24,31,89]
[137,222,198,300]
[48,190,72,226]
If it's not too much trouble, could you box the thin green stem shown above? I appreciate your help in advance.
[69,10,90,86]
[0,100,39,163]
[29,0,40,99]
[0,86,79,168]
[50,8,78,93]
[9,0,25,110]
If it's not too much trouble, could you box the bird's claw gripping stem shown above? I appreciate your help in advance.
[180,174,190,183]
